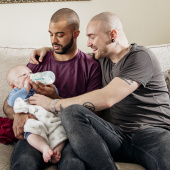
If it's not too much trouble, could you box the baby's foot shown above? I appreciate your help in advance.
[51,150,61,163]
[42,145,53,163]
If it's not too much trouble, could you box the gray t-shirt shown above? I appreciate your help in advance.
[99,44,170,132]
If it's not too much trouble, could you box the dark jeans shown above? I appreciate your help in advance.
[60,104,170,170]
[10,140,85,170]
[10,139,47,170]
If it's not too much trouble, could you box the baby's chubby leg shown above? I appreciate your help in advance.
[27,133,53,163]
[42,145,53,163]
[51,141,66,163]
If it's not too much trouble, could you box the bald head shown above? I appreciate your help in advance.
[50,8,80,31]
[6,65,20,85]
[6,65,31,86]
[89,12,123,33]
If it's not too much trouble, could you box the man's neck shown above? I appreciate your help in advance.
[53,48,78,61]
[110,44,131,63]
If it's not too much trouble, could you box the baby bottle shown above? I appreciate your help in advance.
[30,71,55,85]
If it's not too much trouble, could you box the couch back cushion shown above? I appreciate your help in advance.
[0,44,170,117]
[149,45,170,96]
[0,47,34,117]
[148,44,170,72]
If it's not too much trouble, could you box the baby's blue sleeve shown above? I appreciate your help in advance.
[7,88,29,107]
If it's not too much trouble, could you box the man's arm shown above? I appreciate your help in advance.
[29,47,52,64]
[3,98,36,140]
[3,98,15,119]
[29,80,62,99]
[29,77,140,112]
[56,77,140,111]
[29,79,101,115]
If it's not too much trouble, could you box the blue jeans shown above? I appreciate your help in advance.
[61,104,170,170]
[10,140,85,170]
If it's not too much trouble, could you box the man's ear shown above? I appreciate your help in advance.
[73,30,80,38]
[110,30,117,40]
[10,84,16,89]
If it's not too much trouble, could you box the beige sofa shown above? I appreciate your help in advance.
[1,44,170,170]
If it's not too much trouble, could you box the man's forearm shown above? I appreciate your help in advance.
[3,98,15,119]
[54,77,139,112]
[56,89,108,112]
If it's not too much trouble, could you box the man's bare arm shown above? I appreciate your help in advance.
[82,102,102,116]
[60,77,139,111]
[3,98,36,140]
[29,47,52,64]
[29,77,140,113]
[3,98,14,119]
[29,80,62,99]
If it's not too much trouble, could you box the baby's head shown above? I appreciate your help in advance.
[6,65,32,89]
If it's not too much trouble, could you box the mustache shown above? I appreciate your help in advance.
[52,43,61,46]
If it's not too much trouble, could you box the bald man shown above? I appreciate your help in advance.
[29,12,170,170]
[4,8,102,170]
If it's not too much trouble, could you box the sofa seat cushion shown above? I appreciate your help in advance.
[45,163,145,170]
[0,143,14,170]
[46,163,146,170]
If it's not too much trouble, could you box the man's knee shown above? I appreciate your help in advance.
[11,154,38,170]
[61,104,84,122]
[10,140,45,170]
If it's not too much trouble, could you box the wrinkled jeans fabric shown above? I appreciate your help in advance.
[61,104,170,170]
[10,140,47,170]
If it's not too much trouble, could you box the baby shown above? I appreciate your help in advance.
[6,65,66,163]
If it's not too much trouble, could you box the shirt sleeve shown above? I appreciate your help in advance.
[7,88,29,107]
[118,51,153,87]
[27,63,38,73]
[86,62,102,92]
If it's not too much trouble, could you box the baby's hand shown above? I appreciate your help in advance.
[24,78,31,92]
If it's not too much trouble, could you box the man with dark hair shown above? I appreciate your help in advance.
[3,8,102,170]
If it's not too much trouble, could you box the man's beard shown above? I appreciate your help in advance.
[53,35,74,55]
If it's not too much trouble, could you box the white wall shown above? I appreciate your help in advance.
[0,0,170,52]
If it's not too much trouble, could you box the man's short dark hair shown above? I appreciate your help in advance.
[51,8,80,31]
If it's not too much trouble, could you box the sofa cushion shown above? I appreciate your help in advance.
[44,163,146,170]
[164,69,170,92]
[148,44,170,72]
[148,44,170,94]
[1,44,170,170]
[0,143,15,170]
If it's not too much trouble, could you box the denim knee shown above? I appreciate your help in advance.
[10,140,46,170]
[61,104,88,135]
[61,104,83,122]
[11,153,41,170]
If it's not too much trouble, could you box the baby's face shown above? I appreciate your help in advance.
[13,66,32,89]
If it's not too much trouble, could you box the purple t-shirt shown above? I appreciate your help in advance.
[27,50,102,98]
